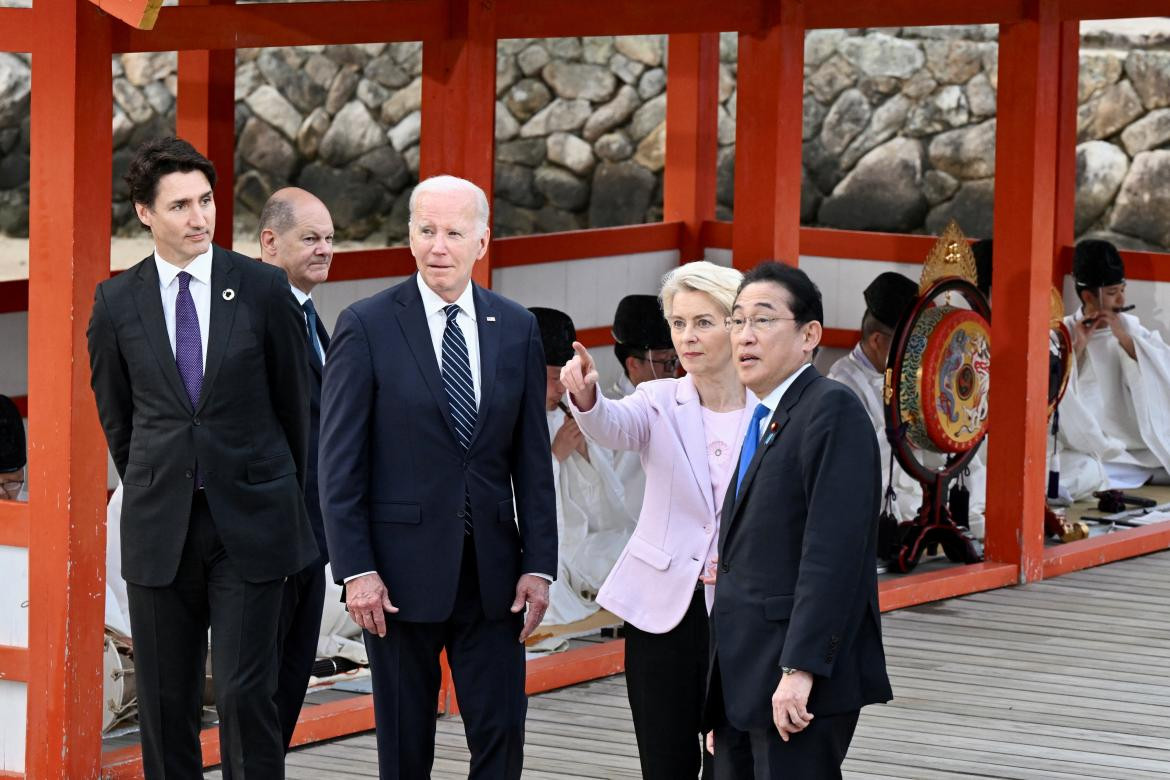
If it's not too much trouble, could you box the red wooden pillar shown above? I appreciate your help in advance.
[25,0,113,775]
[731,0,804,270]
[664,32,720,264]
[1051,20,1080,286]
[986,0,1063,582]
[176,0,236,250]
[420,0,497,287]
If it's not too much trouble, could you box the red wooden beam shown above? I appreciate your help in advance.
[575,326,614,349]
[496,0,767,39]
[731,2,803,269]
[525,639,625,694]
[799,228,935,264]
[110,0,441,53]
[1057,0,1170,21]
[0,502,28,548]
[1042,523,1170,578]
[1052,21,1080,286]
[806,0,1025,29]
[324,247,419,283]
[0,7,42,53]
[176,0,236,250]
[419,0,495,288]
[493,223,682,268]
[0,645,30,683]
[664,33,720,263]
[25,0,115,774]
[820,327,860,350]
[985,0,1063,583]
[879,562,1020,612]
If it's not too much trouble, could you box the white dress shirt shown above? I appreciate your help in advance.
[415,273,482,406]
[155,248,213,370]
[290,285,325,364]
[751,363,813,442]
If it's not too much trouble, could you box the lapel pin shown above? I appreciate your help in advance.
[222,288,235,301]
[763,422,779,446]
[486,316,496,322]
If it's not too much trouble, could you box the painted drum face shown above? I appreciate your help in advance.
[899,306,990,453]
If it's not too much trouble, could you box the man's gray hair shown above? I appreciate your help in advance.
[258,194,297,237]
[409,175,491,238]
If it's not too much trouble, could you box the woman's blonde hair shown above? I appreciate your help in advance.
[659,260,744,318]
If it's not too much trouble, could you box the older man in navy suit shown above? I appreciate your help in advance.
[319,175,557,779]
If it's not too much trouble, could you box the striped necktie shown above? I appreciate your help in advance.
[441,304,476,534]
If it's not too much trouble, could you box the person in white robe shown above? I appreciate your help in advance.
[531,307,636,629]
[828,272,987,538]
[606,295,679,520]
[1056,239,1170,500]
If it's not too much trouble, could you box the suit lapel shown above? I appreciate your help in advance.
[468,284,497,451]
[132,255,191,410]
[195,247,240,414]
[725,366,821,529]
[395,276,460,443]
[674,377,716,516]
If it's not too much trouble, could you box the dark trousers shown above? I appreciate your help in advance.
[274,560,326,750]
[625,588,751,780]
[364,536,526,779]
[126,491,285,779]
[713,711,860,780]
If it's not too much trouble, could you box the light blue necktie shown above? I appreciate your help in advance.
[735,403,772,497]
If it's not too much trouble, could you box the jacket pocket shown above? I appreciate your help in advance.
[373,501,421,524]
[763,594,795,621]
[246,453,296,484]
[627,535,672,571]
[123,462,153,488]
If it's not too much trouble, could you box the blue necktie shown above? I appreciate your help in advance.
[175,272,203,487]
[735,403,772,497]
[441,304,477,534]
[303,298,324,364]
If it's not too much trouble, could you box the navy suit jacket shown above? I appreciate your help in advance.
[706,366,893,731]
[318,275,557,622]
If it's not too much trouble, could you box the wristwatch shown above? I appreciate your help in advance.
[781,666,801,676]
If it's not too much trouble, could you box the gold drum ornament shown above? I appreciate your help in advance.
[898,306,990,453]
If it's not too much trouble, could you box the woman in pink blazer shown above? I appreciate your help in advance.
[562,261,754,779]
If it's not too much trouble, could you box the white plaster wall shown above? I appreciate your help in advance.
[0,681,25,773]
[0,312,27,398]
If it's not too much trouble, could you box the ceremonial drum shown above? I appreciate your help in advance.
[898,306,991,454]
[102,629,137,733]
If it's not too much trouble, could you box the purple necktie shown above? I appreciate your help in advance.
[176,272,203,488]
[175,271,203,408]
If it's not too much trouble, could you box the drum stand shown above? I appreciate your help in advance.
[886,469,983,574]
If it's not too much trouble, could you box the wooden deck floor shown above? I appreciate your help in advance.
[207,549,1170,779]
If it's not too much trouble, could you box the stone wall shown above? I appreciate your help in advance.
[1,27,1169,250]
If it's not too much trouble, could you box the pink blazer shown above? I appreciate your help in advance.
[570,375,753,634]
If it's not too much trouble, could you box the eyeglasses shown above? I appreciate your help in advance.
[636,355,680,374]
[725,316,798,333]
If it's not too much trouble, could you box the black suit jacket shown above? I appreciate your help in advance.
[87,246,318,586]
[707,365,892,731]
[304,308,330,565]
[318,275,557,622]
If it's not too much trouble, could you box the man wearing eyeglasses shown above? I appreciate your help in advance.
[0,395,26,502]
[609,294,680,520]
[704,262,891,779]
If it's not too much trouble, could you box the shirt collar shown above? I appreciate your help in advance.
[155,246,213,288]
[416,273,476,320]
[289,285,311,306]
[851,342,879,374]
[754,362,812,413]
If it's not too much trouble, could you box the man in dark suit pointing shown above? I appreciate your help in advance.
[87,137,318,778]
[319,175,557,779]
[705,262,892,779]
[259,186,335,750]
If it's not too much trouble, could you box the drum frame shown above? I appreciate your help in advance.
[883,277,990,573]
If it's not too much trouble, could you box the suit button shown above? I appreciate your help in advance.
[704,525,713,534]
[457,510,465,518]
[185,470,193,479]
[192,417,200,426]
[720,562,729,573]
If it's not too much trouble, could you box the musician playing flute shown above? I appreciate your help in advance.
[1056,239,1170,499]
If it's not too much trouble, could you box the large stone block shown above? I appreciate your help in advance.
[818,137,927,232]
[589,161,656,228]
[928,119,996,180]
[1109,150,1170,247]
[1074,140,1128,234]
[319,101,385,165]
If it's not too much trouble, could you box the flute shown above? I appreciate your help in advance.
[1082,304,1135,325]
